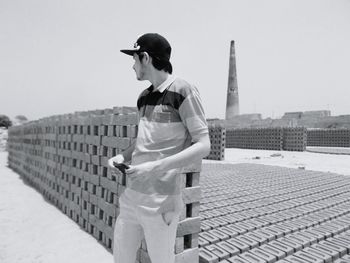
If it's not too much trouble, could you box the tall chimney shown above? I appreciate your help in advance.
[225,40,239,119]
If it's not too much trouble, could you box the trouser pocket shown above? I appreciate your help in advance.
[161,211,177,226]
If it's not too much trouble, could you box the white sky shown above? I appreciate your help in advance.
[1,0,350,121]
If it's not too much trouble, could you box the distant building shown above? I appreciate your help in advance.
[207,118,220,122]
[237,114,262,121]
[225,114,263,129]
[282,112,303,119]
[302,110,331,118]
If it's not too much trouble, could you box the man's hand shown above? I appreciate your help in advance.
[108,154,125,169]
[125,161,159,179]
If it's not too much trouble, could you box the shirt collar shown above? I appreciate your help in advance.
[154,75,177,93]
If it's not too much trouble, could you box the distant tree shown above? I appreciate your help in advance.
[0,115,12,128]
[15,115,28,122]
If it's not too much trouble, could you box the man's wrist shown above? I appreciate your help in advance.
[116,154,125,163]
[153,159,164,172]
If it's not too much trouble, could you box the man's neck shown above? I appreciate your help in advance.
[148,70,170,90]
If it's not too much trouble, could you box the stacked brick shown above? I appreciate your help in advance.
[282,127,307,151]
[307,129,350,147]
[199,163,350,263]
[141,165,201,263]
[226,128,308,151]
[206,123,226,161]
[226,128,283,150]
[7,107,201,263]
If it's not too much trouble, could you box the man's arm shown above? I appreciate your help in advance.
[155,133,210,172]
[126,133,210,176]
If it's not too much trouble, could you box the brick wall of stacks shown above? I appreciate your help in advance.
[307,129,350,147]
[7,107,201,263]
[226,127,307,152]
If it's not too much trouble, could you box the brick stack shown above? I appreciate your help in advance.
[206,123,226,161]
[7,107,201,263]
[226,127,310,152]
[283,127,307,152]
[139,163,201,263]
[226,128,284,150]
[307,129,350,147]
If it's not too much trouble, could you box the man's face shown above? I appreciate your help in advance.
[132,53,146,81]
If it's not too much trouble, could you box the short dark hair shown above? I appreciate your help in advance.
[138,52,173,74]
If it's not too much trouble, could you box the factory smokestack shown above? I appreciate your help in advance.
[225,40,239,119]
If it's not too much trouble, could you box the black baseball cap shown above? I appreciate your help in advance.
[120,33,172,63]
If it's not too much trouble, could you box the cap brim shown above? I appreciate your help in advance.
[120,49,139,56]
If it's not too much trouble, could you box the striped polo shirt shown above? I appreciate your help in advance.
[128,75,208,213]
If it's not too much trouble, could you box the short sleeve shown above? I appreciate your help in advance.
[178,86,209,141]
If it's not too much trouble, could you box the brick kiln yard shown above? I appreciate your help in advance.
[199,162,350,263]
[1,148,350,263]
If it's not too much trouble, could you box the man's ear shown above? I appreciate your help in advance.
[142,52,151,64]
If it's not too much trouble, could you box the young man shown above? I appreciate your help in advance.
[109,33,210,263]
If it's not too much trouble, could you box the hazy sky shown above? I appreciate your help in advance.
[1,0,350,121]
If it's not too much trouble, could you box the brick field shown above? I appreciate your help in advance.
[6,109,350,263]
[199,163,350,263]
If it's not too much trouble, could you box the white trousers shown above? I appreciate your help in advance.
[113,189,181,263]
